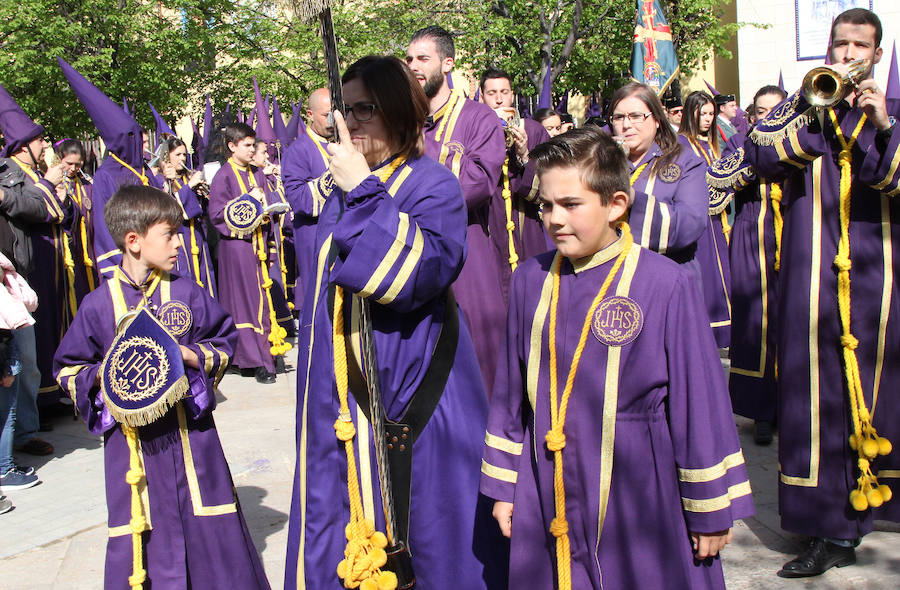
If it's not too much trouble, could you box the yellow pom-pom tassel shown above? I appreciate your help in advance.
[370,531,388,549]
[862,438,879,459]
[866,488,884,508]
[360,579,378,590]
[849,434,858,450]
[878,484,892,503]
[369,547,387,569]
[377,571,398,590]
[337,559,349,578]
[878,437,892,456]
[850,489,869,511]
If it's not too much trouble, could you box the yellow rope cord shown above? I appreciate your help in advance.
[74,179,96,292]
[501,156,519,271]
[546,223,634,590]
[277,217,293,310]
[629,162,648,187]
[109,153,150,186]
[173,177,204,288]
[720,210,732,245]
[61,232,78,318]
[121,424,148,589]
[332,286,398,590]
[826,108,893,511]
[768,182,783,272]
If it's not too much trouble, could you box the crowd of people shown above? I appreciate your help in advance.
[0,6,897,589]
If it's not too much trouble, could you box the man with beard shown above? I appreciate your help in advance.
[480,68,552,300]
[406,26,507,394]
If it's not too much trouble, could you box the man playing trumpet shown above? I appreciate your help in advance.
[745,7,900,578]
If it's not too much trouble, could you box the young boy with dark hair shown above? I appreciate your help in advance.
[53,185,269,589]
[480,127,753,589]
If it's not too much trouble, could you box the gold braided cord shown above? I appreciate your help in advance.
[332,286,398,590]
[720,211,732,245]
[71,178,96,292]
[826,108,893,512]
[546,223,634,590]
[61,232,78,319]
[630,162,648,187]
[121,424,148,589]
[109,153,150,186]
[768,182,783,272]
[501,157,519,271]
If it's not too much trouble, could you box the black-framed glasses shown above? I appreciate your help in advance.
[610,112,653,124]
[343,103,378,122]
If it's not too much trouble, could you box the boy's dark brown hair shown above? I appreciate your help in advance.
[104,185,182,250]
[530,126,630,205]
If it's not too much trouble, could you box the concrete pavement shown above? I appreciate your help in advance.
[1,350,898,589]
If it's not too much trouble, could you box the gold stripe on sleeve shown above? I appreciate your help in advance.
[481,459,518,484]
[485,432,524,456]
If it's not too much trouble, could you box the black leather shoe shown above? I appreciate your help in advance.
[777,538,856,578]
[254,367,276,384]
[274,355,286,375]
[754,420,774,446]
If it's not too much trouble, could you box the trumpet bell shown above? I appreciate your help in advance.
[801,59,870,109]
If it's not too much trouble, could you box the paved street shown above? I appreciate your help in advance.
[1,350,898,589]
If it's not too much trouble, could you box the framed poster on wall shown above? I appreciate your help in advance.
[796,0,873,60]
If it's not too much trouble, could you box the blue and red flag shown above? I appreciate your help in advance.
[630,0,679,95]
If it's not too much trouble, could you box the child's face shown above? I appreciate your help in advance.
[128,222,181,272]
[539,166,628,260]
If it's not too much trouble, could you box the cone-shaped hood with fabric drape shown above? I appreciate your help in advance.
[0,83,45,158]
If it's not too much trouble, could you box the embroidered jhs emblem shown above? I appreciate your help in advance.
[659,163,681,183]
[592,296,644,347]
[445,141,465,156]
[157,301,193,337]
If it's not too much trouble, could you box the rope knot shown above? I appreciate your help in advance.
[125,469,144,486]
[128,569,147,587]
[833,254,852,272]
[841,334,859,350]
[191,246,200,255]
[839,149,852,166]
[545,430,566,452]
[130,516,147,532]
[549,517,569,537]
[334,417,356,441]
[858,458,870,472]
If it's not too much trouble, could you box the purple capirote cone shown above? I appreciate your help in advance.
[149,102,176,138]
[272,97,289,148]
[287,101,304,141]
[0,83,45,158]
[58,57,144,167]
[886,41,900,100]
[252,77,277,158]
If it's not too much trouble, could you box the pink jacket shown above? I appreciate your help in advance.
[0,251,37,330]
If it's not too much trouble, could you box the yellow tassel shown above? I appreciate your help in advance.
[768,182,783,272]
[501,157,519,271]
[121,424,148,589]
[333,287,396,590]
[827,108,893,512]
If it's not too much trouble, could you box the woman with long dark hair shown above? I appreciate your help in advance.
[284,55,500,590]
[54,139,97,306]
[156,136,216,296]
[679,90,732,349]
[608,82,708,272]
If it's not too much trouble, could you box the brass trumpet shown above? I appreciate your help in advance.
[802,59,870,108]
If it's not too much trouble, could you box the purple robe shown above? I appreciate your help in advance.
[166,173,216,298]
[710,134,779,422]
[745,93,900,538]
[285,155,502,590]
[627,142,708,274]
[208,160,280,372]
[488,118,553,302]
[679,134,732,349]
[62,174,98,304]
[92,159,164,280]
[424,91,507,393]
[481,239,754,589]
[52,270,269,590]
[282,126,330,312]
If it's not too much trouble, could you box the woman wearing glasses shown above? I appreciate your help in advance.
[284,55,500,590]
[608,82,708,277]
[679,91,733,350]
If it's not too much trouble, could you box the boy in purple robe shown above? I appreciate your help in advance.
[208,123,290,384]
[53,185,269,590]
[285,56,502,590]
[482,128,753,589]
[407,26,508,394]
[744,8,900,578]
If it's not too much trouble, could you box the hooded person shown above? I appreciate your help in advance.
[0,82,66,457]
[59,58,165,281]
